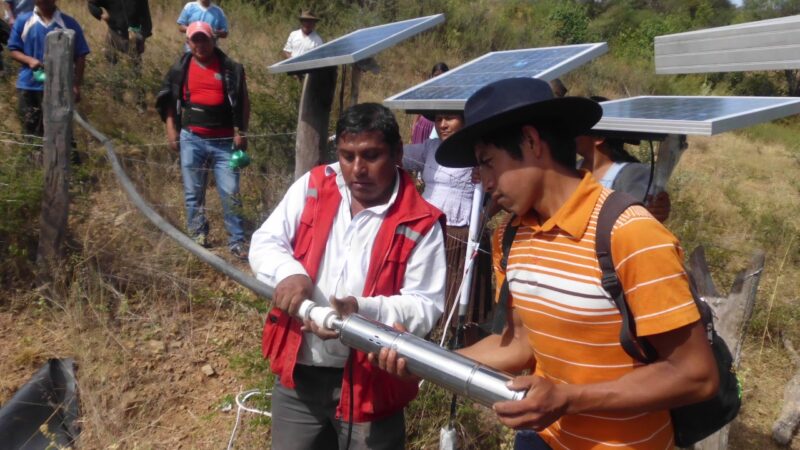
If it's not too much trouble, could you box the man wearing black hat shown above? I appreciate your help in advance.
[282,9,322,59]
[377,78,718,449]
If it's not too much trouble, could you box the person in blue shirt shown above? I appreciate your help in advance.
[7,0,89,136]
[3,0,34,26]
[176,0,227,39]
[3,0,34,74]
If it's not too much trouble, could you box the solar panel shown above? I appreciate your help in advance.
[592,96,800,136]
[655,15,800,74]
[268,14,444,74]
[383,43,607,112]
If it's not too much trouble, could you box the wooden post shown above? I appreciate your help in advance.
[36,29,75,287]
[652,134,688,195]
[349,57,379,108]
[689,246,766,450]
[294,67,338,180]
[349,66,362,107]
[772,334,800,445]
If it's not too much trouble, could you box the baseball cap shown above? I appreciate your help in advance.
[186,21,213,39]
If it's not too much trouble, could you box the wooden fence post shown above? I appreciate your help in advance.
[773,333,800,445]
[36,29,75,287]
[690,246,766,450]
[294,67,338,180]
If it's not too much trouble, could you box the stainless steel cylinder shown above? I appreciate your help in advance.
[338,314,525,407]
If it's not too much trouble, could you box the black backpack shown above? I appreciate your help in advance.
[494,190,741,447]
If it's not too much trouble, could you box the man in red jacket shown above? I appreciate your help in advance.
[249,103,447,449]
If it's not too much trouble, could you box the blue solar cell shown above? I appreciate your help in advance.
[601,97,789,121]
[288,18,432,64]
[269,15,444,74]
[593,96,800,136]
[384,43,607,110]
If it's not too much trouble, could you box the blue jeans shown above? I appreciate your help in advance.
[179,129,245,246]
[514,430,552,450]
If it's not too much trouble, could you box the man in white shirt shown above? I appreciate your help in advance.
[249,103,446,450]
[282,9,322,59]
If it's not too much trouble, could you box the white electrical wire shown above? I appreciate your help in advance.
[226,388,272,450]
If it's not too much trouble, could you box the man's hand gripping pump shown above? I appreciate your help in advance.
[296,300,526,408]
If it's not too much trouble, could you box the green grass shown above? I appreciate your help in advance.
[738,120,800,152]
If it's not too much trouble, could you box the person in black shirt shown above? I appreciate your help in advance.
[87,0,151,64]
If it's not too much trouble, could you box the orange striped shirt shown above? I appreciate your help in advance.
[492,172,700,450]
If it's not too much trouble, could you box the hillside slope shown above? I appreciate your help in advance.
[1,0,799,448]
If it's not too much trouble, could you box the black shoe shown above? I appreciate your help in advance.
[229,242,248,261]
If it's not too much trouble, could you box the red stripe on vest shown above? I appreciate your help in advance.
[261,165,444,422]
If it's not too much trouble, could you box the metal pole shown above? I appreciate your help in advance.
[455,184,485,333]
[443,183,484,449]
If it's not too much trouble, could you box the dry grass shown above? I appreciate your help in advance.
[666,132,800,449]
[1,0,800,448]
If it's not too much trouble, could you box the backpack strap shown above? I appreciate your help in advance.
[596,191,658,364]
[490,217,518,334]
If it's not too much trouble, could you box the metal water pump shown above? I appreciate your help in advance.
[297,300,525,408]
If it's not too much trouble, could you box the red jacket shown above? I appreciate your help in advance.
[262,165,445,422]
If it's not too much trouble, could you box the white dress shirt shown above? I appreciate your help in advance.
[283,29,323,58]
[249,163,446,368]
[403,138,475,227]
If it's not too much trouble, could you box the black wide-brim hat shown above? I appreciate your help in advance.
[436,78,603,168]
[421,110,462,122]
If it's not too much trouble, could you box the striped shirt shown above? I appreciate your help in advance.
[493,172,699,450]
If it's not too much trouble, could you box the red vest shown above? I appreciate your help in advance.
[262,165,445,422]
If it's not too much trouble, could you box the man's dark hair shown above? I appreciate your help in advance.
[478,123,577,169]
[430,62,449,77]
[335,103,401,153]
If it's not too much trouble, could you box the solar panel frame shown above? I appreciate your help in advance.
[655,14,800,74]
[592,96,800,136]
[383,43,608,112]
[268,14,445,74]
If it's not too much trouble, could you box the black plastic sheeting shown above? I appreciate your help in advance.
[0,358,80,449]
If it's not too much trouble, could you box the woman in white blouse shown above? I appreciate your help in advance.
[403,113,491,333]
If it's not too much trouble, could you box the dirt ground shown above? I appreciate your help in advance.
[0,282,273,449]
[2,291,799,449]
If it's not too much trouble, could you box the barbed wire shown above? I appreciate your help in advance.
[0,130,44,140]
[132,131,297,148]
[0,138,44,147]
[111,135,492,255]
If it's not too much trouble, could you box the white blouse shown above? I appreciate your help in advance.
[403,138,475,227]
